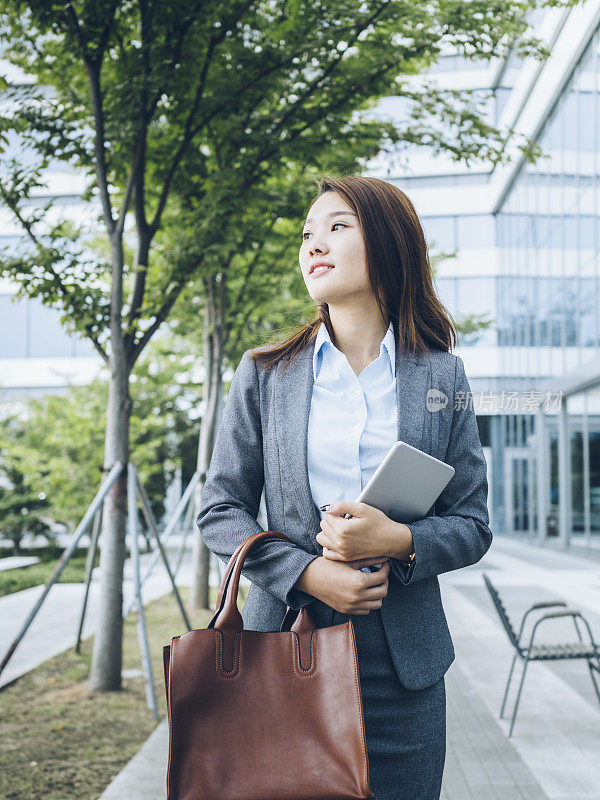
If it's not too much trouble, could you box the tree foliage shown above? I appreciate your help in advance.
[0,0,556,368]
[0,336,200,542]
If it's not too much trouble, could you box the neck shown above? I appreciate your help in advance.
[326,306,390,364]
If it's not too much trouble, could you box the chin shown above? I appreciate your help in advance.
[310,292,333,304]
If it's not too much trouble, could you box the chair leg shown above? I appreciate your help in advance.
[587,659,600,708]
[500,653,518,719]
[573,617,600,709]
[509,657,530,737]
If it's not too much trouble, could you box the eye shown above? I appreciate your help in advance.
[301,222,347,240]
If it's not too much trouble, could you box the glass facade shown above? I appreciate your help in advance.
[417,24,600,553]
[494,25,600,552]
[497,27,600,369]
[433,276,497,346]
[0,293,96,359]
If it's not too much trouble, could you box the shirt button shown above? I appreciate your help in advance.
[353,390,361,398]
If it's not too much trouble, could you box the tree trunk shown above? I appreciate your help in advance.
[191,278,224,609]
[89,347,132,691]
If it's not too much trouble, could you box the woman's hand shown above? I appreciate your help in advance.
[299,556,391,615]
[316,501,413,562]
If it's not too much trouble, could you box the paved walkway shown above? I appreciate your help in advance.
[441,537,600,800]
[98,534,600,800]
[442,661,547,800]
[0,556,40,571]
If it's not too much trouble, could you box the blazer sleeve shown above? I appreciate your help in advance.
[390,354,492,586]
[196,350,320,610]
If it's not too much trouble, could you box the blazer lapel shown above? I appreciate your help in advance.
[274,337,432,544]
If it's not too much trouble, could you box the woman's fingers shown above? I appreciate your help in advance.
[363,561,390,581]
[352,598,385,613]
[348,556,390,569]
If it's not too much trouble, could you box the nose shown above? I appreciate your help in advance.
[309,239,328,257]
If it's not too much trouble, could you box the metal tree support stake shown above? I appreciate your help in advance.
[122,470,199,619]
[133,465,191,632]
[127,462,159,720]
[173,489,196,579]
[0,461,125,680]
[75,504,103,653]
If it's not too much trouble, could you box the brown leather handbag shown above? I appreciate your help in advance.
[163,529,374,800]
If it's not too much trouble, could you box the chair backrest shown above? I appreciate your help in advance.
[482,573,520,650]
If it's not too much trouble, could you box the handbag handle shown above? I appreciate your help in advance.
[207,530,317,671]
[214,537,247,611]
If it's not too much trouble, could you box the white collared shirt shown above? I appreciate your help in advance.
[307,320,397,520]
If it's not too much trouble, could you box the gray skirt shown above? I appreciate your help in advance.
[330,606,446,800]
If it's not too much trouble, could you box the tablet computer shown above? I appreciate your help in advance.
[356,440,455,524]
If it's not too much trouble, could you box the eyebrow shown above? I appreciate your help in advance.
[304,210,357,226]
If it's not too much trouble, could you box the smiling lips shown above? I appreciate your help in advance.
[309,261,335,277]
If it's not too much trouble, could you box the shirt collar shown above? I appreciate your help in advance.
[313,320,396,381]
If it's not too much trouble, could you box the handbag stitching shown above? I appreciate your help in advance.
[291,628,317,677]
[167,639,176,799]
[348,621,370,794]
[214,629,242,678]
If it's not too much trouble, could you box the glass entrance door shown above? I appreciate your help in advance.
[504,447,532,537]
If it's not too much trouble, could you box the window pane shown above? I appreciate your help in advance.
[0,295,27,358]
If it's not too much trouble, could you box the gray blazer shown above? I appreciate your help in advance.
[196,338,492,691]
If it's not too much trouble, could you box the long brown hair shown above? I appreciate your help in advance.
[249,174,457,372]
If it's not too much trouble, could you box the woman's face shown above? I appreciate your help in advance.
[299,191,369,306]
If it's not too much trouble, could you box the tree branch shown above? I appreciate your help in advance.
[131,0,153,239]
[229,216,279,317]
[144,13,197,119]
[86,62,115,234]
[265,2,392,146]
[181,38,316,159]
[64,4,89,56]
[226,226,294,359]
[64,3,118,234]
[115,162,136,238]
[128,275,191,367]
[148,0,256,236]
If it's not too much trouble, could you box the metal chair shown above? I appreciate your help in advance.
[482,572,600,736]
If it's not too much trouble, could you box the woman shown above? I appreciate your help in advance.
[197,174,492,800]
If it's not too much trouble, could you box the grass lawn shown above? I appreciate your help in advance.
[0,546,100,597]
[0,582,249,800]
